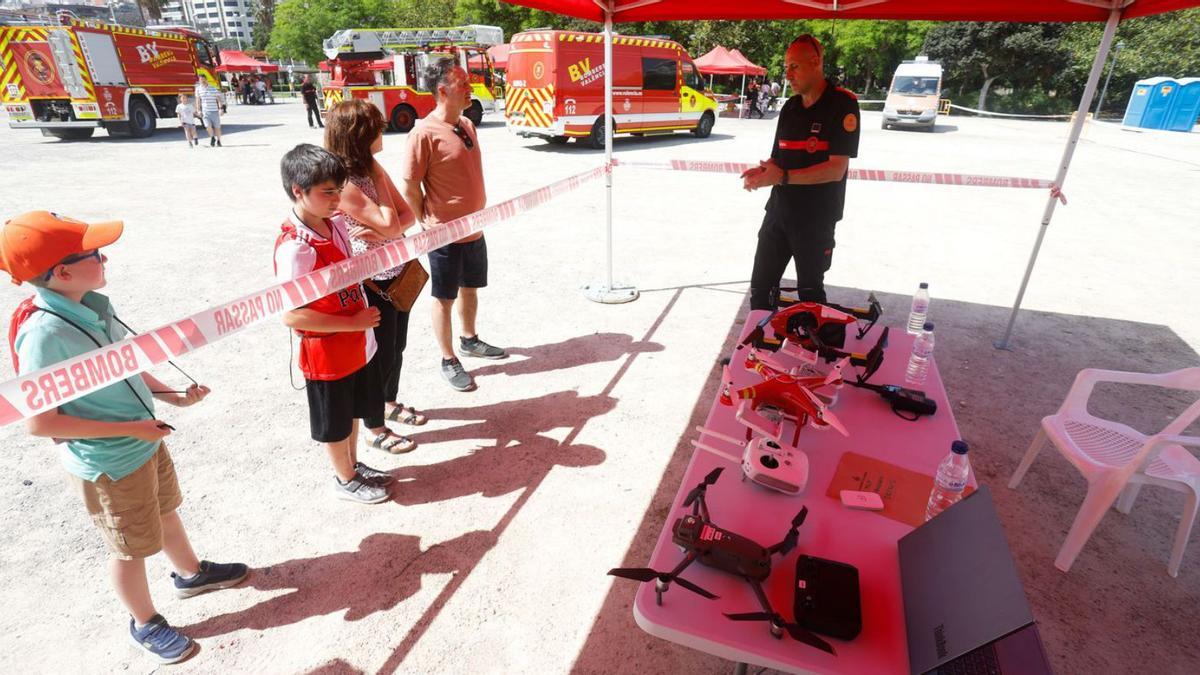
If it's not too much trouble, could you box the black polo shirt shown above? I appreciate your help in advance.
[766,79,860,224]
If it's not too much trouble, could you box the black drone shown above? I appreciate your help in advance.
[608,467,835,655]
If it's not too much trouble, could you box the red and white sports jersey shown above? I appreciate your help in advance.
[273,212,377,381]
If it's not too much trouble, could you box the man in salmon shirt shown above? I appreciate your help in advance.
[401,60,507,393]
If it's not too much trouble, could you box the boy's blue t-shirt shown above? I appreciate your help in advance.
[14,287,159,481]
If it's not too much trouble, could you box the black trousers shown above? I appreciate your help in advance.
[305,100,323,127]
[749,211,837,310]
[362,276,411,429]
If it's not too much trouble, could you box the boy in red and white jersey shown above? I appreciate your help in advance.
[274,143,392,504]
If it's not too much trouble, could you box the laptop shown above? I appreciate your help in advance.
[898,486,1054,675]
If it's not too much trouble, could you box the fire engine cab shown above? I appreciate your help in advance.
[505,30,718,148]
[0,13,220,140]
[321,25,502,132]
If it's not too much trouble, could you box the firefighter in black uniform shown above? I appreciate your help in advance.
[741,35,860,310]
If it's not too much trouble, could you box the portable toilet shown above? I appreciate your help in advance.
[1123,77,1177,129]
[1164,77,1200,132]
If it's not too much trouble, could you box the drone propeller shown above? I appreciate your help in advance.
[799,387,850,436]
[724,611,835,654]
[824,358,850,386]
[683,467,724,508]
[607,567,717,599]
[770,507,809,557]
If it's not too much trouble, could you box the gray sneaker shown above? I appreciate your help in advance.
[458,335,508,360]
[333,474,390,504]
[441,358,476,391]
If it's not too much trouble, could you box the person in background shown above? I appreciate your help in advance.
[175,93,198,148]
[194,77,224,147]
[301,75,323,129]
[324,99,425,454]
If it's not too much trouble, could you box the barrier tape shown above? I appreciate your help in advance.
[0,165,606,427]
[947,104,1072,120]
[611,158,1054,190]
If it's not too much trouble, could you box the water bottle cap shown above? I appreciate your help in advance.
[919,282,928,289]
[951,440,968,454]
[923,322,934,331]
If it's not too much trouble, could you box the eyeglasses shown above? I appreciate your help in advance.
[43,249,102,280]
[452,123,474,149]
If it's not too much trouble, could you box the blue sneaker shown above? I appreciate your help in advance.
[129,614,195,664]
[171,560,249,599]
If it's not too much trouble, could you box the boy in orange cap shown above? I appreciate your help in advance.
[1,211,247,664]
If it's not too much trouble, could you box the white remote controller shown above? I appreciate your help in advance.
[840,490,885,510]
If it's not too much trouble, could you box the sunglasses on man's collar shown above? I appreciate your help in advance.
[452,123,474,149]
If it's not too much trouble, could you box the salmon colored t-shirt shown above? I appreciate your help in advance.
[402,115,486,242]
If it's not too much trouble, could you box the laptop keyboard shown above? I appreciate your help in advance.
[935,644,1002,675]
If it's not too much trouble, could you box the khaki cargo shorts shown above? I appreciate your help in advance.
[69,444,183,560]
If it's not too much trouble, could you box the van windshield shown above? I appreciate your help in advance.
[893,76,938,96]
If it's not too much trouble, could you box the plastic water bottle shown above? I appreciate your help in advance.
[905,322,935,386]
[907,283,930,335]
[926,441,970,521]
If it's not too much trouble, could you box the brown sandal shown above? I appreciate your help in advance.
[386,404,427,426]
[366,430,417,454]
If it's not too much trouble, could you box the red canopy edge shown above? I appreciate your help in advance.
[217,51,280,73]
[694,45,766,76]
[496,0,1198,23]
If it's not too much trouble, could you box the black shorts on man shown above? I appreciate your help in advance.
[428,237,488,300]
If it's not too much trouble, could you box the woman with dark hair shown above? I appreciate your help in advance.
[324,99,424,455]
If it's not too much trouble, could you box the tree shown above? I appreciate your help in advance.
[268,0,404,65]
[1057,8,1200,115]
[925,22,1069,111]
[250,0,275,52]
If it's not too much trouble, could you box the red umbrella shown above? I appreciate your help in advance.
[216,50,279,74]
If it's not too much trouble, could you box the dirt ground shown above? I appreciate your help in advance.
[0,101,1197,674]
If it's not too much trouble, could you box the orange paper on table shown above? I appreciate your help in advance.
[826,452,974,528]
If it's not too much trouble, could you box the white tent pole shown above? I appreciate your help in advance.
[741,73,747,115]
[604,5,614,290]
[583,0,636,303]
[995,6,1122,350]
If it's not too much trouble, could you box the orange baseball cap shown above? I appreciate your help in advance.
[0,211,123,284]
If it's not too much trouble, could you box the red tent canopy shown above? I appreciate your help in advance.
[217,51,279,74]
[497,0,1197,22]
[488,44,511,70]
[694,46,765,76]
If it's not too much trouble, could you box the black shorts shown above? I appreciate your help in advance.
[305,360,383,442]
[428,237,488,300]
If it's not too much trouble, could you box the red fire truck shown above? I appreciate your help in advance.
[505,30,717,148]
[0,14,220,140]
[321,25,502,132]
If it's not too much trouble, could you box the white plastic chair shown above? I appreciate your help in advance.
[1008,367,1200,577]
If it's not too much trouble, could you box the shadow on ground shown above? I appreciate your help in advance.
[570,284,1200,675]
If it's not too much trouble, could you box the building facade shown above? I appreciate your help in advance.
[160,0,255,44]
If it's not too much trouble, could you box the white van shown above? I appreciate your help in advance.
[882,56,943,131]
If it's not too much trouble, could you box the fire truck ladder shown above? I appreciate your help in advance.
[323,25,503,60]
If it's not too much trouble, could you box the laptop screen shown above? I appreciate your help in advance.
[897,487,1035,674]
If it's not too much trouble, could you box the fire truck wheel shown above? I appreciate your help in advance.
[545,136,569,145]
[692,111,715,138]
[464,100,484,126]
[390,104,417,133]
[127,99,156,138]
[587,117,612,150]
[42,128,95,141]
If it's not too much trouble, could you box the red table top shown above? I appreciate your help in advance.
[632,310,965,674]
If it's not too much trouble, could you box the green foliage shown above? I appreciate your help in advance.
[267,0,455,64]
[250,1,275,52]
[267,2,1200,114]
[1058,8,1200,114]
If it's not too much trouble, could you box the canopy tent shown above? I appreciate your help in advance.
[488,43,511,70]
[498,0,1200,346]
[216,51,279,74]
[694,45,765,76]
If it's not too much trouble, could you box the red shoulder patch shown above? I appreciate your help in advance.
[835,86,858,101]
